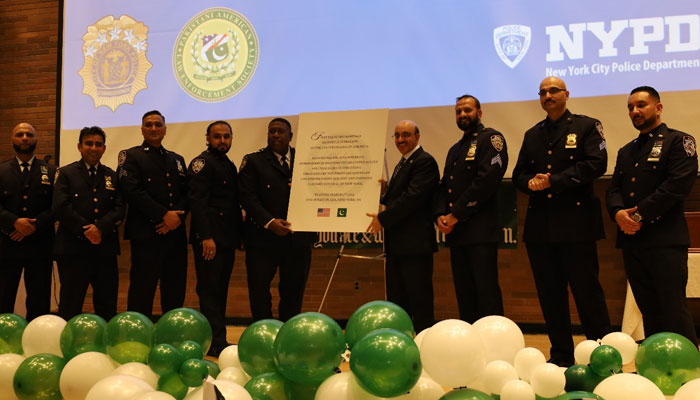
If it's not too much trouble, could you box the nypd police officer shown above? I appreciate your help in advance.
[606,86,698,344]
[188,120,243,356]
[118,110,188,319]
[512,77,611,367]
[53,126,124,321]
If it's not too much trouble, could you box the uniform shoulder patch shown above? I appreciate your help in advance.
[118,150,127,167]
[490,134,505,152]
[54,168,60,184]
[595,121,605,140]
[683,136,696,157]
[240,154,249,170]
[191,158,205,174]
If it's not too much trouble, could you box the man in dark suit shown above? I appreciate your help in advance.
[188,120,243,356]
[117,110,188,319]
[607,86,698,344]
[53,126,124,321]
[433,95,508,324]
[366,120,439,332]
[512,77,611,367]
[238,118,315,321]
[0,123,55,320]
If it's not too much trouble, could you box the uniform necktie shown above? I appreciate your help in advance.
[20,162,30,182]
[391,157,406,180]
[281,155,290,174]
[88,166,97,186]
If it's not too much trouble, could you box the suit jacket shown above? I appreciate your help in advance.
[434,124,508,245]
[238,147,315,248]
[117,142,188,241]
[52,161,125,255]
[0,157,56,258]
[606,123,698,248]
[187,149,243,249]
[513,110,607,243]
[379,146,440,255]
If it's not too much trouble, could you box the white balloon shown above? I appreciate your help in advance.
[594,373,665,400]
[513,347,546,382]
[21,314,66,357]
[574,340,600,366]
[601,332,638,365]
[85,374,153,400]
[113,362,159,389]
[133,392,177,400]
[414,328,430,348]
[500,380,535,400]
[397,376,445,400]
[184,386,203,400]
[210,379,252,400]
[673,378,700,400]
[217,345,242,370]
[216,366,251,386]
[60,352,116,400]
[483,360,519,395]
[473,316,525,365]
[419,319,486,388]
[529,363,565,398]
[315,372,354,400]
[0,354,24,400]
[349,374,388,400]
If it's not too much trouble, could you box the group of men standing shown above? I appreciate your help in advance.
[371,78,697,366]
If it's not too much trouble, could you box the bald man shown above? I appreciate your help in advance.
[512,77,611,367]
[0,123,56,320]
[367,120,440,332]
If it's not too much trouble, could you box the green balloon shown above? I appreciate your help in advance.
[589,345,622,377]
[148,343,184,375]
[238,319,284,377]
[154,308,212,354]
[345,301,414,350]
[284,379,318,400]
[0,313,27,355]
[13,354,66,400]
[350,328,421,398]
[202,359,220,378]
[439,388,494,400]
[273,312,345,385]
[179,358,209,387]
[636,332,700,395]
[158,372,189,400]
[244,371,288,400]
[564,365,603,392]
[60,313,107,359]
[552,392,604,400]
[178,340,204,360]
[104,311,154,364]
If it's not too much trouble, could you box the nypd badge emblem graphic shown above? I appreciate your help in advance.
[493,25,531,69]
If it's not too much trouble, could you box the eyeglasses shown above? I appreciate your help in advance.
[538,87,566,96]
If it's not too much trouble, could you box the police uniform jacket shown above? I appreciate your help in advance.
[52,161,125,256]
[187,149,243,249]
[0,158,56,258]
[117,142,188,241]
[434,124,508,245]
[606,123,697,248]
[238,147,315,248]
[379,146,440,255]
[513,110,607,243]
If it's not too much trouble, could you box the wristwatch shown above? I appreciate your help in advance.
[631,211,643,223]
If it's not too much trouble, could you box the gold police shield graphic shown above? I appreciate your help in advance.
[78,16,152,111]
[173,7,259,102]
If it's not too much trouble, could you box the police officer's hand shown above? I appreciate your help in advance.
[12,217,36,236]
[161,210,185,231]
[528,173,551,191]
[202,238,216,260]
[269,219,293,236]
[366,213,382,233]
[9,231,25,241]
[83,224,102,245]
[615,206,642,235]
[436,215,454,234]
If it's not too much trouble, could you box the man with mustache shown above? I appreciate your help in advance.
[513,77,611,367]
[187,120,243,356]
[0,123,56,320]
[434,94,508,323]
[606,86,697,344]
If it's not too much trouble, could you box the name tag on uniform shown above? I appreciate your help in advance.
[465,142,477,161]
[105,176,115,190]
[565,133,577,149]
[648,140,663,162]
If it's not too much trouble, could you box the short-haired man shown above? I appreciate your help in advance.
[434,95,508,323]
[238,118,315,321]
[367,120,440,332]
[512,77,611,367]
[118,110,188,319]
[0,123,56,320]
[53,126,125,321]
[606,86,698,344]
[188,120,243,356]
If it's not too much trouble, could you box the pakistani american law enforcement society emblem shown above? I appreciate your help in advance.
[493,25,531,69]
[173,7,259,102]
[78,15,152,111]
